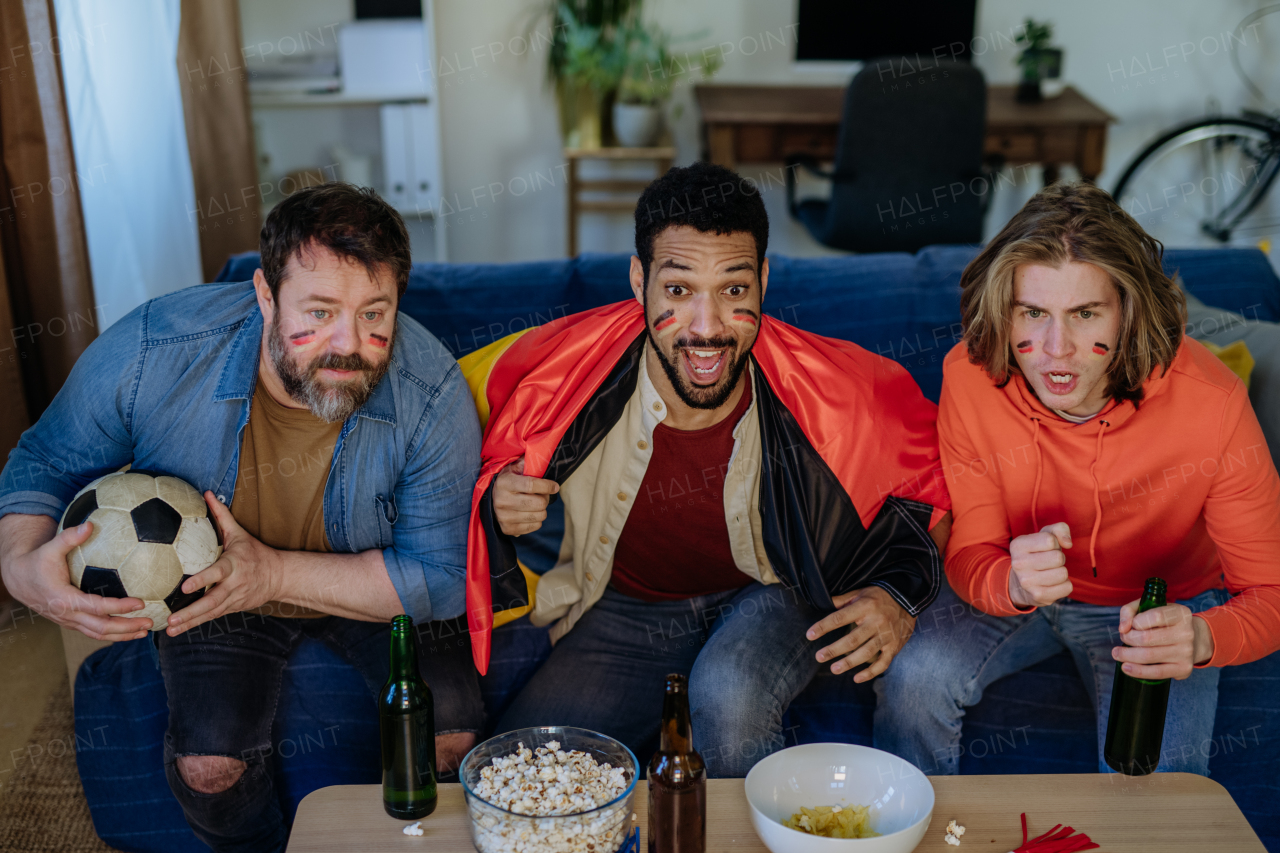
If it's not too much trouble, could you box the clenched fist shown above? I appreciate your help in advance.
[493,458,559,537]
[1008,522,1073,609]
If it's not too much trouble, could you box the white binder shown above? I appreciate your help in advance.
[406,103,441,213]
[380,104,410,211]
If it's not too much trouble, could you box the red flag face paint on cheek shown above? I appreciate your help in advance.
[368,334,389,348]
[1016,340,1033,354]
[732,310,758,326]
[652,310,676,333]
[290,331,316,347]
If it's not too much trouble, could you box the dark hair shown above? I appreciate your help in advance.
[634,162,769,282]
[259,183,412,300]
[960,182,1185,405]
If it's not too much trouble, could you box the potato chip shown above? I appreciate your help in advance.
[782,804,879,839]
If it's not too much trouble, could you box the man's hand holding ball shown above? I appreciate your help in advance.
[1008,522,1074,609]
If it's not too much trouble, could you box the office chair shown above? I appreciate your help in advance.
[785,56,989,253]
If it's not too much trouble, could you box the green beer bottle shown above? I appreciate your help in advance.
[381,615,438,819]
[1104,577,1171,776]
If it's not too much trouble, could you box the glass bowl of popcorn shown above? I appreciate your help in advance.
[460,726,639,853]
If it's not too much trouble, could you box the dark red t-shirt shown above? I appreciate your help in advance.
[609,381,753,601]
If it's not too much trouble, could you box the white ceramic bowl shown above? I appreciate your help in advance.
[744,743,934,853]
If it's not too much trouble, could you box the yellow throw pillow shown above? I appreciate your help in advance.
[1201,339,1256,389]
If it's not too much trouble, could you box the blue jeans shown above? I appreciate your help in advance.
[497,582,826,777]
[157,612,484,853]
[873,580,1227,775]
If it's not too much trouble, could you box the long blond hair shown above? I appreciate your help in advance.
[959,182,1186,404]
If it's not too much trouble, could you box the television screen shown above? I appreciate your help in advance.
[355,0,422,18]
[795,0,977,62]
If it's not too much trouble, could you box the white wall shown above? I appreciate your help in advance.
[430,0,566,262]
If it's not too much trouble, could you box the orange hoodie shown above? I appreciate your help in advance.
[939,339,1280,668]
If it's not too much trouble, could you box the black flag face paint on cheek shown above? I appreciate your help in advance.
[1016,340,1033,354]
[653,309,676,332]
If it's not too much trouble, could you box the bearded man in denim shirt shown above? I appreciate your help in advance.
[0,184,481,853]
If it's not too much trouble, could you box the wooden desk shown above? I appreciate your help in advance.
[695,84,1115,184]
[286,774,1264,852]
[565,145,675,256]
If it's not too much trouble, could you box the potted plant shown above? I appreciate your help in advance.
[541,0,721,149]
[1014,18,1063,103]
[611,23,721,147]
[545,1,634,149]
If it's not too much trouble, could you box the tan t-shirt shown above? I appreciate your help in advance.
[234,376,342,617]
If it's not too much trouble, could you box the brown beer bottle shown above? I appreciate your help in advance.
[648,674,706,853]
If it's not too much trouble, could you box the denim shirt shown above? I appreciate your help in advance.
[0,280,481,622]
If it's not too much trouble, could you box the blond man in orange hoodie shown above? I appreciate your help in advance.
[874,183,1280,776]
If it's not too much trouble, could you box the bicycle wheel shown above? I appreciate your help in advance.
[1111,117,1280,248]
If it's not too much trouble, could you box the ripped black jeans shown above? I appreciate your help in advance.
[157,611,481,853]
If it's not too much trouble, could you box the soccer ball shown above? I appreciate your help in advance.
[58,470,223,631]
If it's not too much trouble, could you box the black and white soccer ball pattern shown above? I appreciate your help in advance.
[58,470,224,631]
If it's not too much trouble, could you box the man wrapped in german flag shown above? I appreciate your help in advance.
[461,162,951,776]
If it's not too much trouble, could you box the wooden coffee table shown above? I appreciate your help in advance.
[285,774,1265,852]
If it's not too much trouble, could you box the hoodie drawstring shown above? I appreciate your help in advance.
[1029,418,1043,531]
[1030,415,1109,578]
[1087,420,1109,578]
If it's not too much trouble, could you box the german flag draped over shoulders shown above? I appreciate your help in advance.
[461,300,950,673]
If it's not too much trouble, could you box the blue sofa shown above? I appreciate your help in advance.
[75,247,1280,852]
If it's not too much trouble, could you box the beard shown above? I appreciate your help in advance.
[646,324,753,411]
[266,316,392,423]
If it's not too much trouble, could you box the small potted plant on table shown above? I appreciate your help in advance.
[1014,18,1063,103]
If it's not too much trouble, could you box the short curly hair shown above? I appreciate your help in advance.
[634,162,769,283]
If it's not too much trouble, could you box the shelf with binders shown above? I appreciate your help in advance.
[242,1,446,260]
[250,96,445,259]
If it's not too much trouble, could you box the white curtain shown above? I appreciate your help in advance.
[53,0,202,329]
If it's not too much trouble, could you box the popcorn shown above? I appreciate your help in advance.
[467,741,633,853]
[944,819,966,846]
[403,822,424,836]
